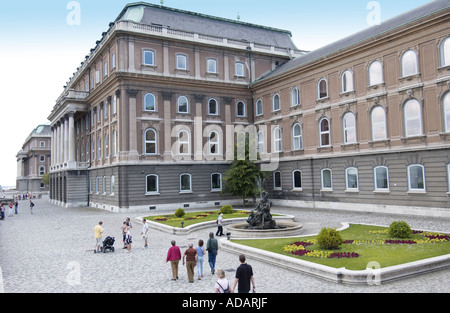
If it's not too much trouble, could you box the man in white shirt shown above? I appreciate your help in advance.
[141,219,149,249]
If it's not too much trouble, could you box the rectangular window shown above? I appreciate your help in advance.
[144,50,155,66]
[293,170,302,190]
[207,59,217,73]
[111,53,116,69]
[408,165,426,192]
[102,176,106,194]
[177,54,187,70]
[345,167,359,191]
[110,176,115,195]
[146,175,159,194]
[211,173,222,191]
[180,174,192,192]
[321,169,332,190]
[374,166,389,191]
[95,70,100,84]
[235,62,245,77]
[273,171,282,190]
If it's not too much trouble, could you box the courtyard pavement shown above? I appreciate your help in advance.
[0,198,449,293]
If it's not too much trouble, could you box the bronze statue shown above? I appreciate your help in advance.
[246,192,277,229]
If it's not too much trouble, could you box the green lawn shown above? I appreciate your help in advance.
[232,224,450,270]
[144,210,251,228]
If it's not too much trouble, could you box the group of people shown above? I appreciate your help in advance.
[93,218,256,293]
[166,233,256,293]
[0,200,35,220]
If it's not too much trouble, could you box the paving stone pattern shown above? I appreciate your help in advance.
[0,199,449,293]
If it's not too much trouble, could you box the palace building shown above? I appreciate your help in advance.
[48,1,450,216]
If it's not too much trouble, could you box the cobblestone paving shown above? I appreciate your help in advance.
[0,199,449,293]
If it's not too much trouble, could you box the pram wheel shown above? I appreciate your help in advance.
[111,247,115,252]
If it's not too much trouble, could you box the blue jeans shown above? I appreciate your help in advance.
[197,256,204,277]
[208,249,217,272]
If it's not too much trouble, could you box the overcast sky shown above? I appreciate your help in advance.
[0,0,432,187]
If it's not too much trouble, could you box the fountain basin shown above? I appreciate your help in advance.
[228,222,303,239]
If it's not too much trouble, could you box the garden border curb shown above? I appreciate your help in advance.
[219,223,450,285]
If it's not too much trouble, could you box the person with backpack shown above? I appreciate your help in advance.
[214,269,230,293]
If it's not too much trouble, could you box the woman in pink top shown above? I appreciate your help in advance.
[166,240,182,280]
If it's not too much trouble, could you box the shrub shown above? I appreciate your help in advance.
[317,228,344,250]
[174,208,185,218]
[220,205,234,214]
[389,221,412,239]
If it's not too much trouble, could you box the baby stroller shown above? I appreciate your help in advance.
[101,236,115,253]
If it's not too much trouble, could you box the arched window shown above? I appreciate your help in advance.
[291,87,300,107]
[144,93,156,111]
[292,123,303,151]
[345,167,359,190]
[401,50,418,77]
[145,128,157,155]
[341,70,354,93]
[209,131,219,155]
[177,96,189,113]
[273,127,282,153]
[146,174,159,194]
[374,166,389,191]
[407,164,425,192]
[257,131,264,154]
[97,136,102,160]
[208,98,218,115]
[321,169,332,190]
[273,171,282,190]
[255,99,263,116]
[369,61,383,86]
[104,133,109,158]
[236,101,246,117]
[404,99,423,137]
[112,130,117,156]
[440,37,450,67]
[178,130,190,155]
[180,173,192,192]
[343,112,357,144]
[443,92,450,133]
[371,106,387,141]
[292,170,302,190]
[319,118,330,147]
[273,94,280,111]
[318,79,328,99]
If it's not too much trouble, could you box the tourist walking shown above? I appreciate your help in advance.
[216,213,224,237]
[206,232,218,274]
[166,240,182,280]
[141,218,149,249]
[182,243,197,283]
[196,239,205,280]
[231,254,256,293]
[121,218,132,249]
[214,269,230,293]
[124,223,132,252]
[14,200,18,214]
[29,200,35,215]
[8,203,13,217]
[94,221,104,253]
[0,203,5,220]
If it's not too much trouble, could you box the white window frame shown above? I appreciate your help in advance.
[273,127,282,153]
[110,176,115,196]
[440,37,450,67]
[97,136,102,160]
[112,130,117,156]
[404,99,423,137]
[321,168,333,191]
[443,92,450,133]
[343,112,357,144]
[146,174,159,195]
[143,50,155,66]
[235,62,245,77]
[407,164,426,192]
[178,130,190,155]
[447,164,450,193]
[369,60,383,86]
[236,101,246,117]
[102,176,107,195]
[292,170,302,191]
[180,173,192,193]
[374,166,390,192]
[177,96,189,114]
[255,99,263,116]
[257,131,265,154]
[291,87,300,107]
[145,128,158,155]
[345,167,359,191]
[104,133,109,159]
[401,50,418,77]
[207,58,217,74]
[176,54,188,70]
[341,70,354,93]
[211,173,222,192]
[292,123,303,151]
[371,106,387,141]
[208,131,220,155]
[319,117,331,147]
[208,98,218,115]
[144,93,156,112]
[272,94,281,112]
